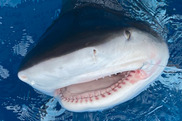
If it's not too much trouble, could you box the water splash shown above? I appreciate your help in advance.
[0,16,2,25]
[52,9,62,20]
[75,0,123,11]
[5,104,38,121]
[4,102,40,121]
[40,98,66,121]
[13,33,34,56]
[0,0,21,7]
[1,92,51,121]
[0,65,9,80]
[13,41,30,57]
[117,0,168,39]
[159,66,182,90]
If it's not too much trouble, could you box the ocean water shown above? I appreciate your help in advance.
[0,0,182,121]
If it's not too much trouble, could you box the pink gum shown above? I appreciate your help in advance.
[129,70,148,84]
[58,69,149,103]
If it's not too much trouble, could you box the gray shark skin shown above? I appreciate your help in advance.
[18,6,169,112]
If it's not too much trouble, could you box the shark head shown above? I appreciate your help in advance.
[18,27,169,112]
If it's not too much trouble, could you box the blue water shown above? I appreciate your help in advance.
[0,0,182,121]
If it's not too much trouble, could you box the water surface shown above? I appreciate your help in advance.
[0,0,181,121]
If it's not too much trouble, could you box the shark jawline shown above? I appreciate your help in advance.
[54,68,149,110]
[56,70,143,98]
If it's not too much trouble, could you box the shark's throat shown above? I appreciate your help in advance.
[55,69,148,103]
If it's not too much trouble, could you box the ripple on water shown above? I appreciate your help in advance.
[12,34,34,57]
[159,66,182,90]
[0,65,9,80]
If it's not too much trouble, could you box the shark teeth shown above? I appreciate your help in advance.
[56,69,148,104]
[57,71,130,102]
[97,72,120,81]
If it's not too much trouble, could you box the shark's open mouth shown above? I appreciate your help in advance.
[55,69,148,103]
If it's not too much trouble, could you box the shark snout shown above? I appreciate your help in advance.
[18,71,28,82]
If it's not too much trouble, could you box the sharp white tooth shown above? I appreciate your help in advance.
[111,85,115,89]
[94,91,100,96]
[89,93,93,97]
[101,90,105,94]
[106,88,111,92]
[118,80,122,83]
[77,95,81,99]
[115,83,119,86]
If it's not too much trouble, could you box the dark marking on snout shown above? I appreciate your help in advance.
[93,49,97,55]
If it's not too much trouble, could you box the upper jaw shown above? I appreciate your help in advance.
[18,58,154,96]
[53,59,146,89]
[57,56,166,89]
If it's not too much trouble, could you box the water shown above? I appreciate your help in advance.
[0,0,182,121]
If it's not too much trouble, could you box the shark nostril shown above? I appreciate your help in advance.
[93,49,96,55]
[92,49,97,62]
[124,30,131,40]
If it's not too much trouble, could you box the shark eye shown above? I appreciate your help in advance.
[124,30,131,40]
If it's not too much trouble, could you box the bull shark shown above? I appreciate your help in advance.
[17,6,169,112]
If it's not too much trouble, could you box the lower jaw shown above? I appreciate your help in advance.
[55,69,148,104]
